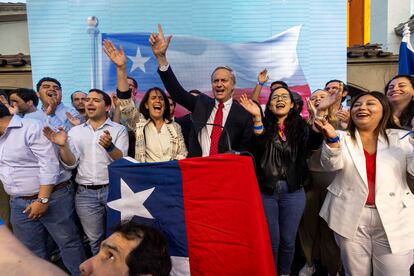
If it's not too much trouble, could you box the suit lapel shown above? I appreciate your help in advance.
[344,130,368,187]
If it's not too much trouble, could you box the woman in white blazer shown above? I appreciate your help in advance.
[314,91,414,276]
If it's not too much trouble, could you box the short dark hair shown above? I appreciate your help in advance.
[127,76,138,89]
[71,91,87,102]
[270,81,288,91]
[9,88,39,107]
[139,87,171,123]
[36,77,61,92]
[325,79,348,102]
[167,96,176,107]
[291,91,304,113]
[88,89,111,106]
[112,221,171,276]
[0,102,11,118]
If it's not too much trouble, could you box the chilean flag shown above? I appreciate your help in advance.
[102,26,310,116]
[106,154,275,275]
[399,24,414,75]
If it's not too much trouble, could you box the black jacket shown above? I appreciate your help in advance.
[158,66,253,157]
[253,122,322,194]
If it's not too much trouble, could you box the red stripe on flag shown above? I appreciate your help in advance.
[179,154,276,275]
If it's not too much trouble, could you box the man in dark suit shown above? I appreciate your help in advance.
[149,25,253,157]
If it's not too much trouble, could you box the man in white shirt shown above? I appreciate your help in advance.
[44,89,129,255]
[0,102,86,275]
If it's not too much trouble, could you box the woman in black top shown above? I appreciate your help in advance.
[240,87,321,276]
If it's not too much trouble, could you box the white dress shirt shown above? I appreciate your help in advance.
[145,123,173,162]
[61,118,129,185]
[0,115,59,196]
[200,98,233,157]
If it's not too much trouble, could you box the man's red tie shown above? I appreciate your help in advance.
[209,102,224,156]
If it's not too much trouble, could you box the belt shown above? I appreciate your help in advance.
[18,180,72,200]
[79,184,108,190]
[365,204,376,209]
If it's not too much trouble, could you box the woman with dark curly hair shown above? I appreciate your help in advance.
[240,87,322,276]
[103,40,187,162]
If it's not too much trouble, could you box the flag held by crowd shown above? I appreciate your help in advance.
[107,154,275,275]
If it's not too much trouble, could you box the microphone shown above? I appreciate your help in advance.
[190,115,251,156]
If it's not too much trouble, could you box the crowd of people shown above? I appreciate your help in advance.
[1,24,414,276]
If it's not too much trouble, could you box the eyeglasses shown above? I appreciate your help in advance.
[271,94,290,101]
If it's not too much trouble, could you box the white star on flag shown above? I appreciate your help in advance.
[107,178,155,221]
[127,47,150,73]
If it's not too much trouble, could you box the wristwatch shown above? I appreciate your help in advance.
[36,197,49,204]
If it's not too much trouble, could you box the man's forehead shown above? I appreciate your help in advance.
[87,92,104,100]
[73,92,87,98]
[41,81,60,87]
[327,82,340,87]
[104,233,141,254]
[213,69,232,78]
[10,94,23,100]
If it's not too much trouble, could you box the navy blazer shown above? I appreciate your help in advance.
[158,66,253,157]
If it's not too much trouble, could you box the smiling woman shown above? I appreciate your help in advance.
[239,87,323,275]
[384,75,414,129]
[314,91,414,275]
[103,39,187,163]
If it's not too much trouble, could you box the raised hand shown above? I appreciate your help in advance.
[0,95,18,114]
[239,93,261,118]
[149,24,172,59]
[43,126,67,146]
[99,130,113,149]
[46,96,58,116]
[336,109,350,122]
[103,40,127,68]
[317,90,341,111]
[111,93,119,108]
[306,97,317,119]
[66,112,81,126]
[314,119,337,139]
[257,69,269,84]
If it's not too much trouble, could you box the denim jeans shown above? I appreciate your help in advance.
[261,180,306,275]
[10,185,86,276]
[75,185,108,255]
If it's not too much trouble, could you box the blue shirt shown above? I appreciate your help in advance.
[42,102,79,132]
[0,115,59,196]
[21,107,74,183]
[21,109,46,121]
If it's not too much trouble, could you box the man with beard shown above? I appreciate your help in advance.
[71,91,88,123]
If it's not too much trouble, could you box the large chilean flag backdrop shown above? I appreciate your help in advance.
[106,154,275,276]
[102,26,310,117]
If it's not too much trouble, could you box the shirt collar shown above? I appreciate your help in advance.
[214,98,233,108]
[83,117,114,129]
[7,114,23,129]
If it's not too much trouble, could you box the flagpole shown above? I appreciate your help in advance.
[87,16,100,89]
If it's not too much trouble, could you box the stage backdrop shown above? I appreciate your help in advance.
[26,0,346,108]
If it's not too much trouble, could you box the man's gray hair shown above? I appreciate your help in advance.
[210,66,236,85]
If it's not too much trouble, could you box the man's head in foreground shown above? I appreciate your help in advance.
[80,221,171,276]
